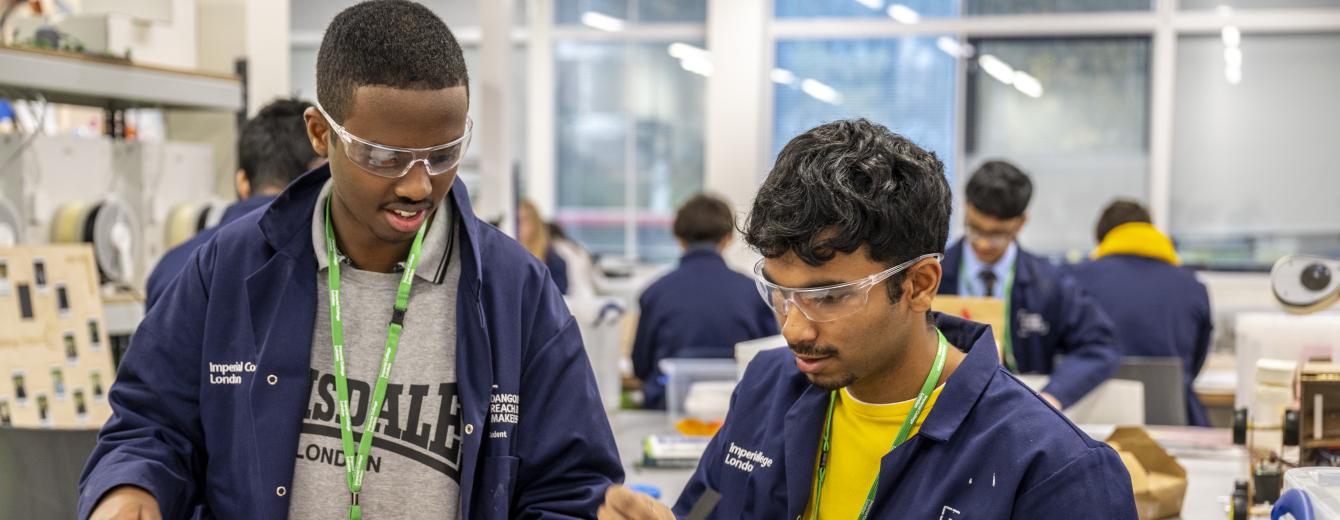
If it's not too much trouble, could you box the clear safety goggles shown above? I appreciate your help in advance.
[754,253,943,323]
[964,224,1014,247]
[315,103,472,179]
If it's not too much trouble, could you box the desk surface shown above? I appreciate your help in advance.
[612,411,697,506]
[610,411,1247,517]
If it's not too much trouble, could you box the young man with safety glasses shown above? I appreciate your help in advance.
[80,2,620,519]
[939,160,1121,410]
[599,120,1136,519]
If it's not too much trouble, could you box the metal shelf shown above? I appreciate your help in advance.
[0,46,241,111]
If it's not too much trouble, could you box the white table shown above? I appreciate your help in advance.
[610,411,1250,517]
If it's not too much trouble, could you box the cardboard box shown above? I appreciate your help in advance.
[1107,427,1187,520]
[933,296,1006,353]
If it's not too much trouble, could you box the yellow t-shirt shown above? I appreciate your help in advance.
[803,384,944,519]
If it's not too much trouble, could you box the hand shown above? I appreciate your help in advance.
[90,486,161,520]
[598,485,675,520]
[1041,392,1063,410]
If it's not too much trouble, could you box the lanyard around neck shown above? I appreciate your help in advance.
[811,328,950,520]
[325,196,429,520]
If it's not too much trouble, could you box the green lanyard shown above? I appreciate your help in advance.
[325,197,429,520]
[961,257,1018,372]
[811,328,949,520]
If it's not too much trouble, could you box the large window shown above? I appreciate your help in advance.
[772,37,957,183]
[1181,0,1340,9]
[774,0,1149,18]
[553,29,706,262]
[967,37,1150,257]
[556,0,707,23]
[1171,33,1340,267]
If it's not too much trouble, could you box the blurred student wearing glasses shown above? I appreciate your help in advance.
[938,160,1121,410]
[600,120,1136,519]
[81,2,620,519]
[630,193,779,409]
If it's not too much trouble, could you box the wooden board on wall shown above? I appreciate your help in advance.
[0,245,115,428]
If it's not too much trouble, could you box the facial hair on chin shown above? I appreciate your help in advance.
[809,372,856,391]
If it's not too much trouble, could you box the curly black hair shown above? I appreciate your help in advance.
[744,119,951,303]
[316,0,469,124]
[965,160,1032,220]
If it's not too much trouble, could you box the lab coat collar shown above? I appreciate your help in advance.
[783,384,828,516]
[917,312,1000,442]
[219,194,277,226]
[257,164,485,292]
[680,247,725,265]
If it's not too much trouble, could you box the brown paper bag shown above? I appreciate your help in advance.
[1107,427,1188,520]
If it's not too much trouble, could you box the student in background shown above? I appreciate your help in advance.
[631,194,779,410]
[519,199,570,294]
[938,160,1120,409]
[145,98,322,309]
[1066,199,1214,426]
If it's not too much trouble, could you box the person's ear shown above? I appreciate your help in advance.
[905,257,943,314]
[1017,212,1029,231]
[304,107,331,158]
[717,234,733,252]
[234,170,251,199]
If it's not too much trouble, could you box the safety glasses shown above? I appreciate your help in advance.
[315,103,472,179]
[964,223,1017,247]
[754,253,943,323]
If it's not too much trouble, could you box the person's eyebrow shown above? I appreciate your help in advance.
[760,267,848,289]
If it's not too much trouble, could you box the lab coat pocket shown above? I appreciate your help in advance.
[479,455,520,519]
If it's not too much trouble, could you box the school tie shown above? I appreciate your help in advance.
[979,269,998,298]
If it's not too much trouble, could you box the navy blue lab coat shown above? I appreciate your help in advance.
[632,248,779,409]
[78,165,622,519]
[144,195,277,310]
[544,246,569,295]
[672,313,1138,518]
[940,240,1120,407]
[1066,255,1214,426]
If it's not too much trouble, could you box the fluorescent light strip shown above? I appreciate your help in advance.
[580,11,625,32]
[886,4,920,24]
[770,68,798,85]
[800,79,842,105]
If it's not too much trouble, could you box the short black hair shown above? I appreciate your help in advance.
[965,160,1033,220]
[674,194,735,244]
[745,119,951,303]
[239,98,318,192]
[316,0,469,123]
[1095,199,1151,243]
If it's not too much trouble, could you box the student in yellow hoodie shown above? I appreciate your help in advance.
[1065,200,1214,426]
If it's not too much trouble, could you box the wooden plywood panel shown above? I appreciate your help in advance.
[0,245,115,428]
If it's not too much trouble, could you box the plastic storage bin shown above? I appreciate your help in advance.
[1276,467,1340,520]
[658,358,737,422]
